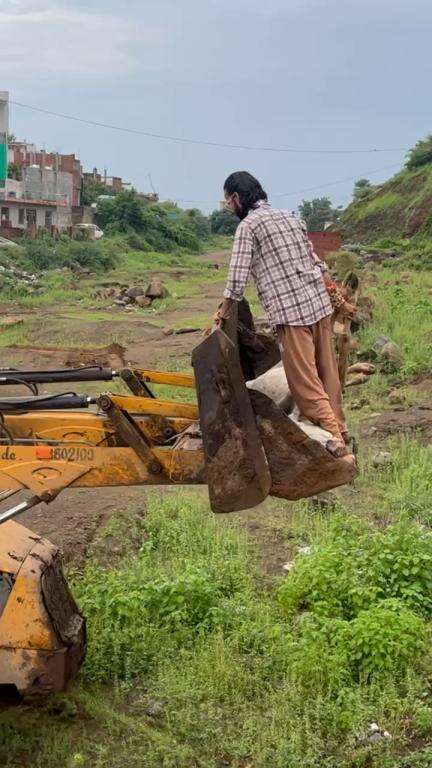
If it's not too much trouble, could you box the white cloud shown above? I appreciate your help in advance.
[0,1,157,77]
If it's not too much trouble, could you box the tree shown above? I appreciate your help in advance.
[81,179,116,205]
[353,178,373,201]
[209,208,238,236]
[406,134,432,170]
[96,191,201,252]
[181,208,211,240]
[298,197,339,231]
[7,162,22,181]
[96,190,145,231]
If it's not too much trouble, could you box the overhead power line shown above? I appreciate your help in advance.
[10,100,408,155]
[272,162,402,198]
[165,162,402,205]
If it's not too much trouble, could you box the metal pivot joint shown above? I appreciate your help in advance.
[98,394,163,476]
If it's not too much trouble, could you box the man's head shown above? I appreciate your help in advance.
[224,171,268,220]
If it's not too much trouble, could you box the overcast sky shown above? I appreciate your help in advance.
[1,0,431,212]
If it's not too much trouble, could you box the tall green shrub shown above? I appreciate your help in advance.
[406,134,432,170]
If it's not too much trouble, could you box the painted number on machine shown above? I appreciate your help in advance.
[36,446,95,462]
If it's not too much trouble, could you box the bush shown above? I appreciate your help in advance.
[18,234,117,272]
[81,179,116,205]
[353,178,373,201]
[126,232,151,251]
[210,209,238,236]
[288,614,351,691]
[97,190,145,231]
[20,240,54,271]
[279,518,431,684]
[406,134,432,170]
[412,706,432,736]
[73,492,255,682]
[279,518,432,620]
[97,192,203,252]
[324,250,361,278]
[74,562,225,682]
[347,599,426,679]
[181,208,211,240]
[66,240,117,271]
[287,601,427,686]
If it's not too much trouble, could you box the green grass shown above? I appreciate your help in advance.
[0,236,228,352]
[4,486,432,767]
[0,323,29,347]
[357,191,402,219]
[357,267,432,378]
[339,163,432,242]
[367,439,432,522]
[2,237,432,767]
[107,248,214,282]
[0,233,229,311]
[370,234,432,270]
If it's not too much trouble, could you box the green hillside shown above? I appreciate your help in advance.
[340,163,432,243]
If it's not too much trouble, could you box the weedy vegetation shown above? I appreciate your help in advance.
[1,194,432,767]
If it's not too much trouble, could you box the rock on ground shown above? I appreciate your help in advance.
[126,286,147,299]
[372,451,393,468]
[135,295,152,308]
[146,280,170,299]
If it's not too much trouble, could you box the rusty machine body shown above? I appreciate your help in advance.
[0,305,356,700]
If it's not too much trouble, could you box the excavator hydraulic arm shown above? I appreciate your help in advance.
[0,303,357,699]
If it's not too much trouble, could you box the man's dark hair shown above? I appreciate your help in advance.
[224,171,268,216]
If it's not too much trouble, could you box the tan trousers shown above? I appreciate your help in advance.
[277,316,346,441]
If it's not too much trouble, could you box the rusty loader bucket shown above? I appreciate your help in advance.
[0,520,86,701]
[193,304,357,513]
[192,313,272,513]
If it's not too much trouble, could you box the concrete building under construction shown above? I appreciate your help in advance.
[0,92,75,236]
[0,89,158,238]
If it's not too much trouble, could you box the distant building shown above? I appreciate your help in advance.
[83,167,132,193]
[0,196,71,233]
[0,91,74,236]
[1,89,156,237]
[83,167,158,201]
[8,142,82,206]
[137,192,159,203]
[0,165,73,233]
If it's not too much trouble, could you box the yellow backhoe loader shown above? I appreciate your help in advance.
[0,303,356,700]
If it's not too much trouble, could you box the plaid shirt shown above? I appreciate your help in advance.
[224,201,332,327]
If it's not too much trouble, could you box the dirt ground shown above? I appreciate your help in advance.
[361,404,432,443]
[0,251,229,374]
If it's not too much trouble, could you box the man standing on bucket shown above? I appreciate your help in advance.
[213,170,353,458]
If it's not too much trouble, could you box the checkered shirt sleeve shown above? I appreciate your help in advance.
[223,222,254,301]
[222,202,332,326]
